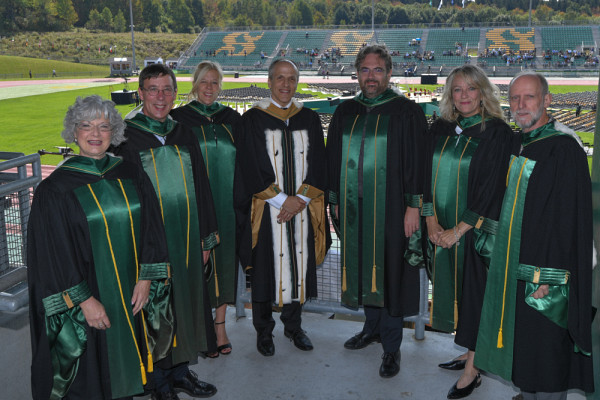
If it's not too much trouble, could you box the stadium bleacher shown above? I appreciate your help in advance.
[179,25,599,76]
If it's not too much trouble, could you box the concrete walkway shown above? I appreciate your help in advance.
[1,305,587,400]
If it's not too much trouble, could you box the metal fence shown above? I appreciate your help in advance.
[235,215,430,340]
[0,152,42,312]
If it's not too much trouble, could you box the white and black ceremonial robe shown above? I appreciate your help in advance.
[112,114,220,362]
[326,89,426,316]
[475,121,594,393]
[237,98,327,306]
[28,155,173,400]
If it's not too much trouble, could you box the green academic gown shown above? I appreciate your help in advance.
[326,89,426,316]
[28,155,173,400]
[171,101,242,307]
[475,121,594,393]
[113,114,219,362]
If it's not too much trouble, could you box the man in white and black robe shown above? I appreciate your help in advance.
[237,59,327,357]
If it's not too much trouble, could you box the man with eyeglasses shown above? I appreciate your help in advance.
[326,45,427,378]
[235,59,327,357]
[112,63,218,400]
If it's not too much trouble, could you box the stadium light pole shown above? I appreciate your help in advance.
[528,0,532,27]
[371,0,375,33]
[129,0,137,73]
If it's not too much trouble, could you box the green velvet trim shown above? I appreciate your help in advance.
[187,100,226,118]
[517,264,570,329]
[42,280,92,317]
[58,155,122,177]
[126,113,176,137]
[461,208,498,235]
[354,88,398,107]
[404,193,423,208]
[516,264,570,285]
[202,231,219,250]
[421,202,434,216]
[139,262,171,281]
[457,114,483,130]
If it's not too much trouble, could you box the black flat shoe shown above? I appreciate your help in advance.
[284,329,314,351]
[257,333,275,356]
[447,373,481,399]
[438,358,467,370]
[344,331,381,350]
[379,350,400,378]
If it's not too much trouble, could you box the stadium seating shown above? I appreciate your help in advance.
[424,28,480,67]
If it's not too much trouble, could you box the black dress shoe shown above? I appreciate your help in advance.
[284,329,314,351]
[344,331,381,350]
[447,373,481,399]
[438,358,467,370]
[257,333,275,356]
[379,350,400,378]
[151,391,180,400]
[172,369,217,398]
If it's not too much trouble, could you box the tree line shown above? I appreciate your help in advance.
[1,0,598,35]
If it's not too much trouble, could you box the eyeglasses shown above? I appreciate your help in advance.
[359,67,386,75]
[78,122,112,133]
[143,87,175,97]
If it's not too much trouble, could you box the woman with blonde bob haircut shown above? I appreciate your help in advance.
[422,65,518,399]
[438,64,504,127]
[171,60,242,357]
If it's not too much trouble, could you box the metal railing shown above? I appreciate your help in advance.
[235,213,429,340]
[0,152,42,312]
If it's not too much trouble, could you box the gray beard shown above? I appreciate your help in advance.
[513,105,544,130]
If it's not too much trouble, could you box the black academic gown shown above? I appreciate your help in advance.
[512,132,594,393]
[424,117,516,349]
[170,104,243,307]
[28,157,170,400]
[112,121,219,360]
[237,101,326,305]
[326,95,426,317]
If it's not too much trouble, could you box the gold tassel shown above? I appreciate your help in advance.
[173,335,177,347]
[497,329,504,348]
[453,301,459,330]
[300,279,305,304]
[278,285,283,307]
[140,363,147,385]
[147,353,153,372]
[371,264,377,293]
[214,272,220,299]
[342,265,347,292]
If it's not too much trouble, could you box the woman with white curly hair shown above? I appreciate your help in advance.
[28,95,174,399]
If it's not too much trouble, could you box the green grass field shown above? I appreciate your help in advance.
[1,80,329,165]
[0,57,596,166]
[0,55,109,79]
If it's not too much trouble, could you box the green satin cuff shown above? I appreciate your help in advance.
[517,264,570,329]
[202,231,219,250]
[42,280,92,317]
[139,262,171,281]
[404,193,423,209]
[144,277,175,362]
[328,191,338,205]
[421,202,434,216]
[45,298,88,399]
[461,209,498,235]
